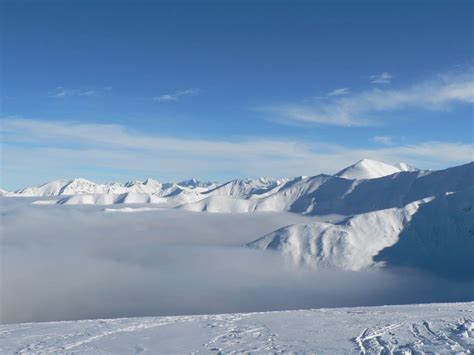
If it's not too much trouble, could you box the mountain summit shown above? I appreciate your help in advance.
[335,159,417,180]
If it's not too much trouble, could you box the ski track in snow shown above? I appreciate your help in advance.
[1,302,473,354]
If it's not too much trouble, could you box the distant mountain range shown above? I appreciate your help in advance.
[3,159,420,200]
[6,177,216,197]
[3,159,473,277]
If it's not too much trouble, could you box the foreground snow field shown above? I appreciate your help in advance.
[2,302,473,354]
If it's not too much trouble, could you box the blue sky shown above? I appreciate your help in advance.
[1,0,473,190]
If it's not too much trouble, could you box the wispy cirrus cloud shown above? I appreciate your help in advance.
[261,68,474,127]
[370,72,393,84]
[48,86,111,98]
[153,88,200,102]
[373,135,393,146]
[327,87,350,96]
[1,118,472,189]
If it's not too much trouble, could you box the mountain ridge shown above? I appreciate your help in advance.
[3,158,421,197]
[335,158,418,180]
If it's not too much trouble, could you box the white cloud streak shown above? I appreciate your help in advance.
[153,88,200,102]
[48,87,109,98]
[327,88,350,96]
[373,135,393,145]
[1,118,472,188]
[370,72,393,84]
[261,68,474,126]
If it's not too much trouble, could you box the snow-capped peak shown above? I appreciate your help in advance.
[177,178,215,188]
[335,159,416,180]
[142,178,162,186]
[14,178,98,196]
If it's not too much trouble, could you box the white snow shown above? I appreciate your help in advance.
[247,199,429,270]
[4,161,473,277]
[179,195,260,213]
[247,184,474,277]
[2,302,472,354]
[103,207,166,213]
[14,178,100,196]
[55,192,167,205]
[335,158,416,180]
[178,161,472,216]
[7,159,418,202]
[393,162,418,172]
[5,161,472,226]
[177,178,216,188]
[1,160,473,354]
[178,174,334,213]
[204,177,291,198]
[5,159,426,210]
[11,177,215,197]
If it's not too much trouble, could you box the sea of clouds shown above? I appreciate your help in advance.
[1,198,472,324]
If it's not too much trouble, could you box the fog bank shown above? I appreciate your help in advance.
[1,198,472,324]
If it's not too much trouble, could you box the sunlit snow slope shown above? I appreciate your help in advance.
[248,187,474,278]
[2,302,472,354]
[247,199,426,271]
[179,162,472,215]
[335,158,417,180]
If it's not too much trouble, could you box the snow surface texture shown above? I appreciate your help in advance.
[247,187,474,278]
[2,302,473,354]
[335,158,417,180]
[247,199,427,271]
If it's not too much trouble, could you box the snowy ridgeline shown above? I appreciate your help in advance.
[2,159,473,277]
[2,302,473,354]
[2,159,470,219]
[246,188,474,277]
[2,158,417,203]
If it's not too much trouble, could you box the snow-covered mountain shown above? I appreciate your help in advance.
[54,192,167,205]
[203,177,291,198]
[7,159,417,199]
[180,162,472,215]
[9,177,215,198]
[335,158,417,180]
[179,174,332,213]
[247,187,474,277]
[374,186,474,278]
[5,160,473,219]
[247,199,426,270]
[177,178,216,188]
[6,160,474,218]
[14,178,100,196]
[195,160,474,276]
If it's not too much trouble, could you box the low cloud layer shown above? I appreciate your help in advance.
[1,117,473,190]
[1,199,472,324]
